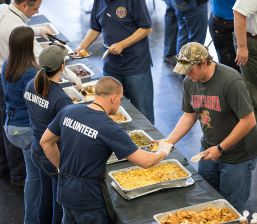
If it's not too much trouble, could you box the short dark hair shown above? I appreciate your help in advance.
[95,76,122,97]
[14,0,37,6]
[197,54,213,66]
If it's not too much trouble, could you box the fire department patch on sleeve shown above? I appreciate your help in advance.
[116,6,127,18]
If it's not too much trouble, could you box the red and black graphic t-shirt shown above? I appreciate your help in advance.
[182,63,257,163]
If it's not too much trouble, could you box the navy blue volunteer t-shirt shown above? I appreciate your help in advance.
[90,0,152,75]
[24,79,72,147]
[48,104,138,210]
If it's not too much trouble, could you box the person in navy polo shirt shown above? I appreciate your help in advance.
[76,0,154,124]
[24,45,73,224]
[40,76,172,224]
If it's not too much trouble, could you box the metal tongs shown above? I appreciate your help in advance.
[47,34,67,45]
[102,43,123,60]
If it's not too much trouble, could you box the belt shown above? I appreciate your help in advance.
[212,15,234,26]
[247,32,257,39]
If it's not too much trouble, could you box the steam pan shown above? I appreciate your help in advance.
[153,199,242,224]
[109,159,192,194]
[111,177,194,200]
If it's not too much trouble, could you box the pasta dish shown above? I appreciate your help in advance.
[113,163,188,190]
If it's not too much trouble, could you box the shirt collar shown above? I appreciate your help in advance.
[9,3,30,24]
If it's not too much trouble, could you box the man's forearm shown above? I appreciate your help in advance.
[167,112,198,144]
[219,112,256,151]
[78,29,100,50]
[41,143,60,168]
[234,10,247,47]
[40,129,60,168]
[119,28,152,49]
[127,148,166,169]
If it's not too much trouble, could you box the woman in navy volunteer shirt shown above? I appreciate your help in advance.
[1,26,40,224]
[24,45,73,224]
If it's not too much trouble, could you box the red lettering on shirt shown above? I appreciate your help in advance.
[191,95,221,112]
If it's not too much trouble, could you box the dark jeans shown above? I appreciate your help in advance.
[62,206,111,224]
[0,0,11,4]
[175,2,207,49]
[104,67,155,124]
[235,36,257,117]
[0,84,25,182]
[164,0,207,56]
[164,0,178,57]
[32,145,63,224]
[209,14,240,72]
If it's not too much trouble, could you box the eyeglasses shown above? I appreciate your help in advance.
[175,55,203,65]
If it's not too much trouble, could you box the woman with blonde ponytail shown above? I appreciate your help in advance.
[24,45,73,224]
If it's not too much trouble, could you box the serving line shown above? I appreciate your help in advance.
[29,14,228,224]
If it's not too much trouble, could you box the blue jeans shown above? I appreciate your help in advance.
[163,0,178,57]
[103,68,155,124]
[32,145,63,224]
[172,1,207,51]
[0,87,25,181]
[62,206,111,224]
[4,125,40,224]
[198,157,257,213]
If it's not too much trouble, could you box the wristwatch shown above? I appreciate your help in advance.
[216,144,225,154]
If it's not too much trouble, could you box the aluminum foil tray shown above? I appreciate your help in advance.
[109,106,132,124]
[107,153,126,165]
[39,42,73,56]
[63,86,85,104]
[109,159,192,194]
[153,199,242,224]
[66,63,95,80]
[80,80,98,102]
[31,22,59,36]
[111,177,194,200]
[127,129,154,148]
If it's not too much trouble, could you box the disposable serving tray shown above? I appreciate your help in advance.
[110,106,132,124]
[62,86,85,104]
[66,63,95,80]
[153,199,242,224]
[39,42,73,55]
[107,130,154,165]
[31,22,59,36]
[111,177,194,200]
[127,129,154,149]
[80,80,98,102]
[109,159,192,195]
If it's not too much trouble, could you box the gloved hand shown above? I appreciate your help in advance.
[40,26,54,39]
[157,140,174,156]
[63,67,82,90]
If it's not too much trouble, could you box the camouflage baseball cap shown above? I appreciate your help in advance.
[173,42,209,75]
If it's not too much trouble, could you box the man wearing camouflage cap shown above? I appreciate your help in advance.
[166,42,257,212]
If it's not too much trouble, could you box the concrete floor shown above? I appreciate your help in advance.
[0,0,256,223]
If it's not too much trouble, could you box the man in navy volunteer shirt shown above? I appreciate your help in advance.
[40,76,172,224]
[76,0,154,124]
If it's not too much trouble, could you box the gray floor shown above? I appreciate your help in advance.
[0,0,256,223]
